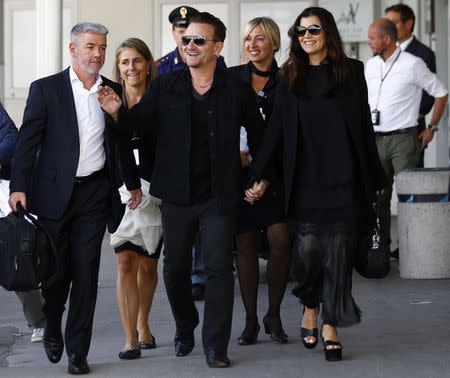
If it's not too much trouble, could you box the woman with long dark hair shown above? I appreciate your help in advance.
[230,17,290,346]
[245,7,386,361]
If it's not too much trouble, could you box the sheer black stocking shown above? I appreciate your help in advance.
[265,223,290,332]
[236,231,261,331]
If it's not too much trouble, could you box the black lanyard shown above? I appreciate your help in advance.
[374,50,401,109]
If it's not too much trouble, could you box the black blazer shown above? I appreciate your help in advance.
[120,66,264,214]
[405,36,436,117]
[10,68,123,220]
[249,59,387,214]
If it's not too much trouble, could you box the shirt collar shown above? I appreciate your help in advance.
[69,65,103,92]
[383,47,401,64]
[399,35,414,51]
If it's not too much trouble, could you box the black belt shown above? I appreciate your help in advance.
[74,169,105,184]
[375,127,416,136]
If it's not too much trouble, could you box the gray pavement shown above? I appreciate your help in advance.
[1,223,450,378]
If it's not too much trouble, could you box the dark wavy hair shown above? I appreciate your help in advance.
[281,7,349,96]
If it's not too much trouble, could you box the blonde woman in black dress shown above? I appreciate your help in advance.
[230,17,290,346]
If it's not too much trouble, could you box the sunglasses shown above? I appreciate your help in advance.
[181,35,216,46]
[295,24,322,37]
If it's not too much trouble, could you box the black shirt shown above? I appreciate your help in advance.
[190,90,212,202]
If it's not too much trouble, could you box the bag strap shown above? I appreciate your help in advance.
[374,194,382,231]
[16,202,61,289]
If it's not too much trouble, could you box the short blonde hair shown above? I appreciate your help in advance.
[242,17,281,53]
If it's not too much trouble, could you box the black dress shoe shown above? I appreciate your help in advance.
[43,326,64,364]
[192,283,205,301]
[263,315,288,344]
[138,336,156,350]
[205,350,230,368]
[118,348,141,360]
[237,323,260,346]
[68,354,90,375]
[174,333,195,356]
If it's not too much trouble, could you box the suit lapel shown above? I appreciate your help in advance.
[62,68,80,146]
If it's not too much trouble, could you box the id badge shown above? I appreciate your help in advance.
[371,109,380,126]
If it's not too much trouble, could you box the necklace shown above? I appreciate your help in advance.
[195,81,213,88]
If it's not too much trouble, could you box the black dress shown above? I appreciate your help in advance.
[229,62,286,233]
[291,64,362,327]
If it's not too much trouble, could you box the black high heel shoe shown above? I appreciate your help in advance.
[263,315,288,344]
[300,306,318,349]
[320,325,342,362]
[237,323,260,346]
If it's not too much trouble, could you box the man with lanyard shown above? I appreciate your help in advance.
[385,3,436,169]
[365,18,448,256]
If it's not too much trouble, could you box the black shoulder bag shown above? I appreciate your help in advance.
[355,194,390,279]
[0,203,60,291]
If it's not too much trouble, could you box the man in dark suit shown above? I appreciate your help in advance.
[99,12,262,368]
[386,3,436,168]
[9,22,134,375]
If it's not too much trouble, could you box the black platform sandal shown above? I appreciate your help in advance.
[321,325,342,361]
[300,307,319,349]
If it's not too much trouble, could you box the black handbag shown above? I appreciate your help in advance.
[0,203,59,291]
[355,194,390,279]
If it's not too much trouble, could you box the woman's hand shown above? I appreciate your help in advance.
[244,179,269,204]
[97,86,122,121]
[128,188,143,210]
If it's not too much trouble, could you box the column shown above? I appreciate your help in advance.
[36,0,62,79]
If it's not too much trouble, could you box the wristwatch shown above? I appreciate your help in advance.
[427,124,439,133]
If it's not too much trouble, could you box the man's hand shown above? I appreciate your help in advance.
[418,128,434,150]
[97,86,122,121]
[240,151,252,168]
[9,192,27,212]
[244,179,269,204]
[128,189,143,210]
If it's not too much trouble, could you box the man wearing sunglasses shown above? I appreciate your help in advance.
[156,6,226,304]
[156,5,226,76]
[99,12,263,368]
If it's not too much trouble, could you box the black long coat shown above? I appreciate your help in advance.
[248,59,387,214]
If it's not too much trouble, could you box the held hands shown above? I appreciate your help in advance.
[244,179,269,205]
[97,86,122,121]
[417,128,434,150]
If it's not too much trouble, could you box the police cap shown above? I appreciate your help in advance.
[168,6,199,27]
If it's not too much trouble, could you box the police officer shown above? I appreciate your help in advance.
[156,5,226,76]
[156,6,199,75]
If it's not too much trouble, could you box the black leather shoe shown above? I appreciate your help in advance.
[68,354,90,375]
[192,283,205,301]
[118,348,141,360]
[174,332,195,357]
[263,315,288,344]
[205,350,230,368]
[138,336,156,350]
[43,326,64,364]
[237,323,260,346]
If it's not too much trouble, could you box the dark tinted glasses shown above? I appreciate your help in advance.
[181,35,216,46]
[295,24,322,37]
